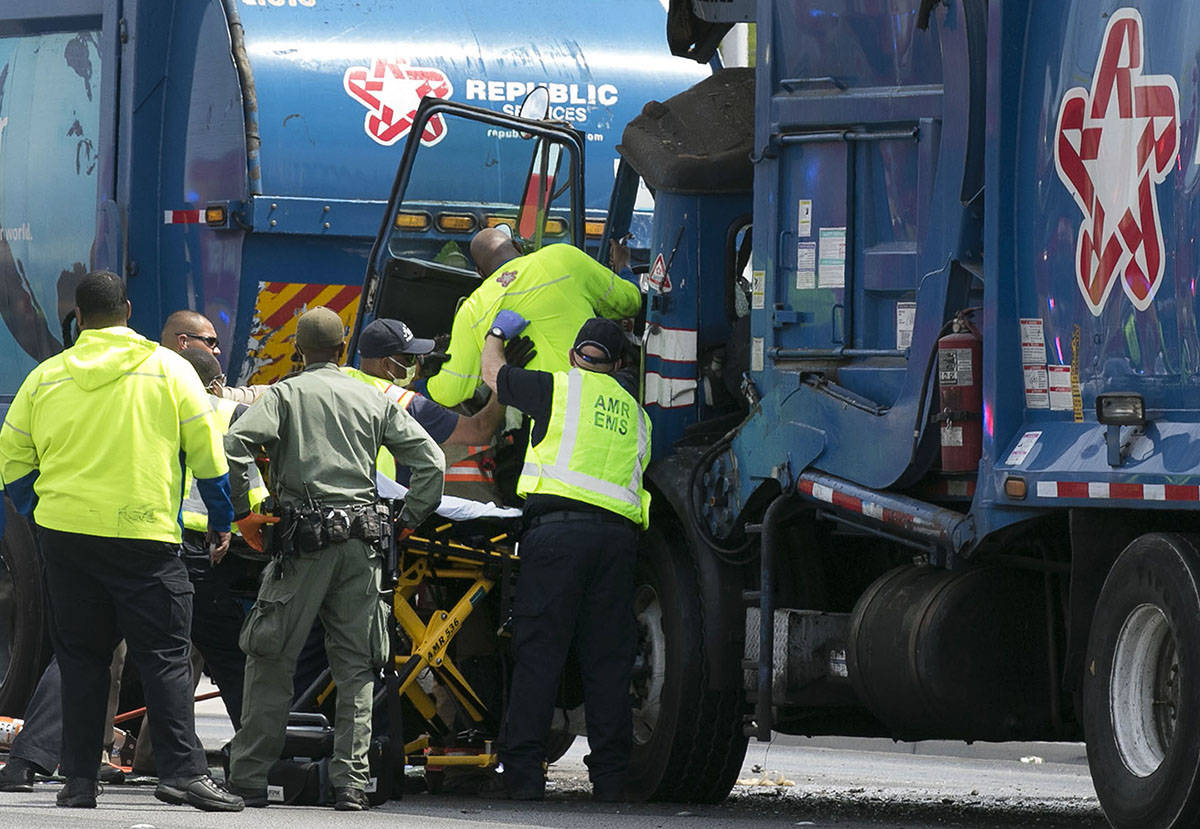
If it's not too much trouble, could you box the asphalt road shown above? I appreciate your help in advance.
[0,687,1107,828]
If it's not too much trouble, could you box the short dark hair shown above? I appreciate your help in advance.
[177,346,223,387]
[75,271,127,325]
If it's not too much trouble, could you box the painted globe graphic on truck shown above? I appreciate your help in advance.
[0,30,101,389]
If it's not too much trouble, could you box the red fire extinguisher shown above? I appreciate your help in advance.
[936,310,983,473]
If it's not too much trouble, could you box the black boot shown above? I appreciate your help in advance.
[0,757,35,793]
[334,786,370,811]
[156,774,245,812]
[56,777,99,808]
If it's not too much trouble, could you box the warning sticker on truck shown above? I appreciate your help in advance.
[797,199,812,238]
[1019,318,1046,364]
[751,270,765,310]
[751,337,764,372]
[1005,431,1042,466]
[796,242,816,290]
[896,302,916,350]
[818,227,846,289]
[1047,365,1073,411]
[1024,364,1050,409]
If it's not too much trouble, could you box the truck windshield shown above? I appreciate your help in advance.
[384,114,579,270]
[375,109,582,340]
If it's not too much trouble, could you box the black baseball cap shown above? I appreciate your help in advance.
[359,318,435,358]
[573,317,625,363]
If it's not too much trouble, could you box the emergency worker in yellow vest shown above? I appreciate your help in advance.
[426,229,641,407]
[481,313,650,801]
[175,348,268,726]
[345,317,536,500]
[0,272,244,812]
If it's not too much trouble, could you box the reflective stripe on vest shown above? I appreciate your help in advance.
[181,397,266,532]
[446,443,494,483]
[517,368,650,527]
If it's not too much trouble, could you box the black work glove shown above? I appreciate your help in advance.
[417,350,450,379]
[504,334,537,368]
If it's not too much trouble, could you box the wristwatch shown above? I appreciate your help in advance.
[487,325,506,340]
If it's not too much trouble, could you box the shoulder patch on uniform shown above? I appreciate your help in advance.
[495,270,518,287]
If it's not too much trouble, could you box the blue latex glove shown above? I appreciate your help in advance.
[491,309,529,339]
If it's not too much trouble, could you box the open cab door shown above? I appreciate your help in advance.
[358,95,586,344]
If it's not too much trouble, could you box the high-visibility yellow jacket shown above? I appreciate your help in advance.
[518,368,651,528]
[427,243,642,406]
[180,396,267,533]
[0,326,230,543]
[341,366,418,480]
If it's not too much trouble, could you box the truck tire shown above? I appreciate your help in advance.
[1083,532,1200,828]
[0,501,48,716]
[626,524,746,803]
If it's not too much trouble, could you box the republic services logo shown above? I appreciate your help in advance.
[1053,8,1179,316]
[343,59,454,147]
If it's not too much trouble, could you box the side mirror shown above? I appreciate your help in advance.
[518,86,550,124]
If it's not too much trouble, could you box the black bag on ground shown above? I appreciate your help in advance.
[267,757,329,805]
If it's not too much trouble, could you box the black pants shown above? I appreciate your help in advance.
[39,528,205,780]
[182,530,247,729]
[500,514,637,794]
[7,656,64,774]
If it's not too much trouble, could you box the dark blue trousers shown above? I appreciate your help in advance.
[39,528,206,781]
[499,515,637,795]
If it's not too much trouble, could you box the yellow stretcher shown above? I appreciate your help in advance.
[388,520,519,779]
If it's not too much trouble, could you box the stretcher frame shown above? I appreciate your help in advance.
[389,520,518,776]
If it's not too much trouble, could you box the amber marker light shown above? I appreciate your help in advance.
[435,213,477,233]
[394,211,431,231]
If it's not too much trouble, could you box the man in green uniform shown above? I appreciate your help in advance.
[224,307,445,811]
[426,230,641,407]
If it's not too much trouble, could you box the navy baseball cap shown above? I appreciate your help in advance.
[573,317,625,363]
[358,318,435,358]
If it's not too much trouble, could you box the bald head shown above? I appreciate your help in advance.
[470,228,522,278]
[162,310,220,355]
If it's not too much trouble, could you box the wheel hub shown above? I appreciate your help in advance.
[631,583,666,746]
[700,455,736,538]
[1110,603,1178,777]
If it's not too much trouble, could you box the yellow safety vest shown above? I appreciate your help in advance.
[0,327,226,543]
[181,396,267,532]
[517,368,651,528]
[341,366,419,481]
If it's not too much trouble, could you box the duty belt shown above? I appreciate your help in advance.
[270,502,386,556]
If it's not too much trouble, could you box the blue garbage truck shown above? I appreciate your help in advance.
[0,0,706,749]
[371,0,1200,819]
[570,0,1200,822]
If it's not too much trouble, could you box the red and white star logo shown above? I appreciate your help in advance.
[343,59,453,147]
[1054,8,1179,316]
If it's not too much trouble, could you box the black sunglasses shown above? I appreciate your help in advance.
[182,332,220,349]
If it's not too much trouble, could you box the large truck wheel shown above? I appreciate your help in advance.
[1083,533,1200,828]
[626,524,746,803]
[0,500,48,716]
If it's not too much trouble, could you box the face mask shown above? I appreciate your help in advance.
[385,356,417,387]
